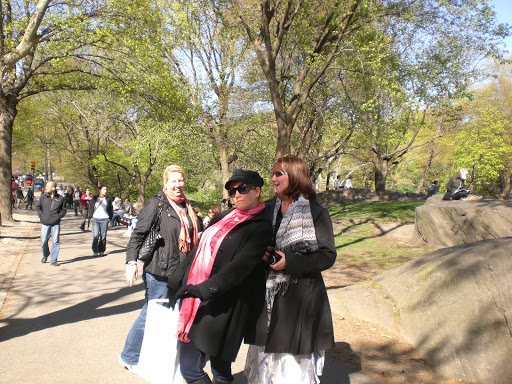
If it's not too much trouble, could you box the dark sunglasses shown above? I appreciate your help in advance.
[272,171,288,177]
[228,184,256,198]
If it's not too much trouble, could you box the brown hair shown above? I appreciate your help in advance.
[209,205,221,216]
[272,155,316,200]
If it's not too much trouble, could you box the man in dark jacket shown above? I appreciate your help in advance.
[36,181,67,266]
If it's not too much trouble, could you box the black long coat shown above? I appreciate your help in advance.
[245,198,337,355]
[168,209,272,362]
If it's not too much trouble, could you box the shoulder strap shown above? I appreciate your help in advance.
[153,204,164,230]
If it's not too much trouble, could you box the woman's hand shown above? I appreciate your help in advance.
[262,246,273,263]
[269,250,286,271]
[125,263,138,287]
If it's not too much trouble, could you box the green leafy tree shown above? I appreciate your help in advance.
[163,0,264,197]
[234,0,375,159]
[0,0,157,221]
[453,107,511,197]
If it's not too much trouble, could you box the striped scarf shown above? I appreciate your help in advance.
[167,198,199,254]
[265,195,318,325]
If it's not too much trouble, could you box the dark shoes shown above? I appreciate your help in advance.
[213,378,233,384]
[190,376,213,384]
[42,258,59,266]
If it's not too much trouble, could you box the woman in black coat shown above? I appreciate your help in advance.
[119,165,201,372]
[244,155,337,384]
[168,169,272,384]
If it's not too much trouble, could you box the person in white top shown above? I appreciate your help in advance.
[344,176,353,189]
[333,175,341,189]
[88,185,113,256]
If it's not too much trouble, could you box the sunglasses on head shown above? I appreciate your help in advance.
[272,171,288,177]
[228,184,256,198]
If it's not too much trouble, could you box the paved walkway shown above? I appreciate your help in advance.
[0,209,379,384]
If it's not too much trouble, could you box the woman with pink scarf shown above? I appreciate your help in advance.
[167,169,272,384]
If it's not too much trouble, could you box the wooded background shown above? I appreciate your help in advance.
[2,0,511,221]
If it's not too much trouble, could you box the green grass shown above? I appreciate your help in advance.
[329,200,430,269]
[328,200,425,223]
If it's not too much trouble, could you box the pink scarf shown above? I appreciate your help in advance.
[177,203,265,342]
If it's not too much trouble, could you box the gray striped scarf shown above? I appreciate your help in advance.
[265,195,318,325]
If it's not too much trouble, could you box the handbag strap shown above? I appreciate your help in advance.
[153,204,163,230]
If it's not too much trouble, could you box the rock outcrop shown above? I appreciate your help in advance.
[331,237,512,384]
[317,188,426,208]
[415,196,512,247]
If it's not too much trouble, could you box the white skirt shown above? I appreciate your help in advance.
[244,345,325,384]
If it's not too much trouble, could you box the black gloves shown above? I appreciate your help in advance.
[175,284,204,300]
[166,287,178,309]
[165,282,218,308]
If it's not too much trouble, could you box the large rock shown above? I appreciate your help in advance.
[415,197,512,247]
[318,188,426,208]
[331,238,512,384]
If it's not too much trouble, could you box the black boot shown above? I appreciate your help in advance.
[212,379,233,384]
[190,375,212,384]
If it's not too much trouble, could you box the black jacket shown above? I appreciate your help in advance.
[168,209,273,362]
[126,192,202,278]
[36,193,67,225]
[87,195,113,220]
[245,198,337,355]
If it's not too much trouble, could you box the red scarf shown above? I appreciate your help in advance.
[177,203,265,342]
[167,195,199,254]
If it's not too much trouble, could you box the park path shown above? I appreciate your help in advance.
[0,209,378,384]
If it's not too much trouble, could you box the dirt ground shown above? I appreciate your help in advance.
[323,224,475,384]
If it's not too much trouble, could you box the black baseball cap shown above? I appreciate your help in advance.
[224,169,264,189]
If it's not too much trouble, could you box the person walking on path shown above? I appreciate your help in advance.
[25,188,35,210]
[36,181,67,266]
[15,186,25,209]
[73,187,82,216]
[89,185,113,257]
[80,187,93,231]
[119,165,201,373]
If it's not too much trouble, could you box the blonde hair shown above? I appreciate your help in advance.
[163,165,185,184]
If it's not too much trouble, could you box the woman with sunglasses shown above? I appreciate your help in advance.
[168,168,272,384]
[244,155,337,384]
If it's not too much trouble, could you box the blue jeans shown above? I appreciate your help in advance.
[41,223,60,263]
[91,218,109,254]
[111,211,123,226]
[180,340,233,383]
[120,271,169,365]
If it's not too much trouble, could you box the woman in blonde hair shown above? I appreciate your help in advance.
[119,165,202,373]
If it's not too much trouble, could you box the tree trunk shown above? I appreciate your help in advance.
[374,162,388,193]
[136,182,145,206]
[219,143,230,199]
[500,169,512,199]
[0,98,18,223]
[46,144,53,181]
[416,146,435,194]
[275,118,291,159]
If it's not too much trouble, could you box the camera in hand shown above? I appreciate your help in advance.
[267,249,281,265]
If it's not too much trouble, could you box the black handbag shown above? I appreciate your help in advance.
[138,206,163,263]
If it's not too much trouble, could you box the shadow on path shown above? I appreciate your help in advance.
[0,284,144,343]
